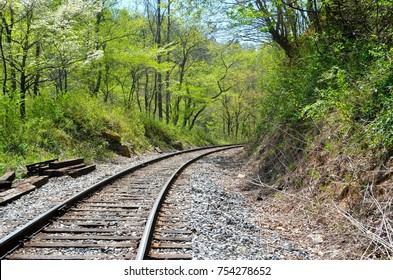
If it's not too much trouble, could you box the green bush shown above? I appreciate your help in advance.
[367,99,393,150]
[0,90,149,174]
[142,115,217,149]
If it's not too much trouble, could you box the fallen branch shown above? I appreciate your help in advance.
[333,194,393,259]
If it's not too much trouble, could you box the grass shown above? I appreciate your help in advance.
[0,91,225,177]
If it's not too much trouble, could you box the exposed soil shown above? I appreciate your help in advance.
[214,148,386,260]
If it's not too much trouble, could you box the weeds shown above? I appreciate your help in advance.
[335,190,393,259]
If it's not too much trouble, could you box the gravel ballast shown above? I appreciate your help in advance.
[184,150,314,260]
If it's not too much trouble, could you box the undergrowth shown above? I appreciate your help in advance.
[142,116,218,149]
[249,22,393,258]
[0,91,218,177]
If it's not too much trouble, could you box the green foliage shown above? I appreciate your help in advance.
[0,1,264,176]
[367,99,393,149]
[254,44,319,136]
[247,0,393,166]
[302,67,354,122]
[300,43,393,150]
[0,89,149,174]
[142,116,217,149]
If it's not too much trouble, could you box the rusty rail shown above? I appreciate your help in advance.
[135,145,243,260]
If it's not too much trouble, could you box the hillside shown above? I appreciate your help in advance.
[238,1,393,259]
[245,123,392,259]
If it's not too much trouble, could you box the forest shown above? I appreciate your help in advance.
[1,0,390,165]
[1,0,393,258]
[0,0,264,169]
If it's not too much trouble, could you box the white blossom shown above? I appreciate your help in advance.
[85,49,104,63]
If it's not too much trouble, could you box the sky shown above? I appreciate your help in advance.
[116,0,262,47]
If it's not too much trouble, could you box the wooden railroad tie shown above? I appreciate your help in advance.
[0,171,16,191]
[26,159,57,176]
[35,158,96,178]
[0,176,49,206]
[0,158,95,205]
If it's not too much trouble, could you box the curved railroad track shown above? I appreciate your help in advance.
[0,145,242,260]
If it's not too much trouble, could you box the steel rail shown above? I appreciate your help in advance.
[0,144,240,259]
[135,144,243,260]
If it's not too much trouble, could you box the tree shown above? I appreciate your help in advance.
[179,41,239,130]
[0,0,103,118]
[170,24,207,126]
[0,0,265,145]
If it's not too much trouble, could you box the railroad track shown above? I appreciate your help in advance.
[142,174,195,260]
[0,145,242,260]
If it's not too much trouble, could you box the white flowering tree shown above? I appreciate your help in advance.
[0,0,103,118]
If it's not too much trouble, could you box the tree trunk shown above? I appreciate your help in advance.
[33,42,41,96]
[165,0,172,124]
[144,71,150,114]
[156,0,163,120]
[157,70,163,119]
[172,96,181,126]
[165,72,171,123]
[182,94,192,128]
[1,8,17,94]
[0,29,8,95]
[136,78,142,112]
[189,106,206,130]
[93,70,102,97]
[19,11,33,119]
